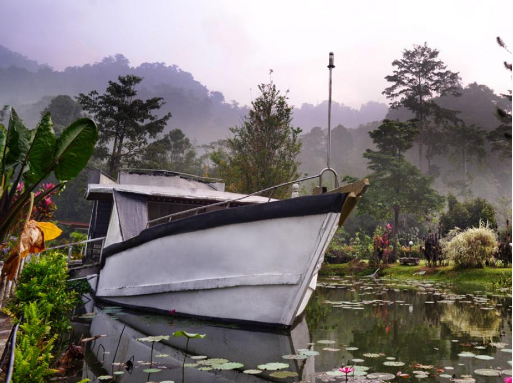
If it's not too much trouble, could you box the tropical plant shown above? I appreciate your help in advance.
[441,224,498,268]
[439,194,497,233]
[0,107,97,248]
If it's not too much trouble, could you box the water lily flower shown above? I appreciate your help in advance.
[339,367,354,374]
[504,377,512,383]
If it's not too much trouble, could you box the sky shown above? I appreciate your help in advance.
[1,0,512,109]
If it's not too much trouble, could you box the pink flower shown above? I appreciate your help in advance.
[16,183,24,192]
[504,377,512,383]
[386,223,392,230]
[339,367,354,374]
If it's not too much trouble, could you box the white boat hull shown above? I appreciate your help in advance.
[95,194,345,327]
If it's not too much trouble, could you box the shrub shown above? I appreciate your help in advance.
[8,252,77,335]
[441,224,498,268]
[13,302,57,383]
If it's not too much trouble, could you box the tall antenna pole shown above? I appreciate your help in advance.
[327,52,335,169]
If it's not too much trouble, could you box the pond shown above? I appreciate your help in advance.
[69,278,512,383]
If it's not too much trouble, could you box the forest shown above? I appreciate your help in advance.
[0,42,510,237]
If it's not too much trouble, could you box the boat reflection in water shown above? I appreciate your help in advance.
[75,304,314,382]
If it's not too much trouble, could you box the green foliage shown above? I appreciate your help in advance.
[131,128,202,174]
[359,120,444,235]
[42,95,83,135]
[77,74,171,175]
[0,107,97,245]
[13,302,58,383]
[441,224,498,268]
[440,194,497,232]
[383,42,461,173]
[211,81,302,198]
[8,252,78,335]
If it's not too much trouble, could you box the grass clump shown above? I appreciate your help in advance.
[442,224,498,268]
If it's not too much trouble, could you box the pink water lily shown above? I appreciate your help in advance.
[339,367,354,374]
[504,377,512,383]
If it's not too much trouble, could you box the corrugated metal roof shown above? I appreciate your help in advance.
[86,184,275,204]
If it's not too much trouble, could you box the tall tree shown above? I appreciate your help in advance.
[358,120,444,254]
[383,43,461,173]
[488,37,512,158]
[42,95,83,135]
[130,129,201,174]
[212,81,302,198]
[445,123,487,177]
[77,75,171,175]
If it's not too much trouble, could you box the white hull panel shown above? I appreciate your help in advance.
[96,212,340,326]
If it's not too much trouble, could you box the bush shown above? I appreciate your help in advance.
[398,247,423,258]
[13,302,57,383]
[442,224,498,268]
[8,252,77,335]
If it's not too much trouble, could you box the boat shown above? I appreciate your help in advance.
[81,168,368,327]
[72,304,314,382]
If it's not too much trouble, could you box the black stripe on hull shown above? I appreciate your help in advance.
[102,192,347,264]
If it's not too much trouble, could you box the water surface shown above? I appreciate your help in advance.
[70,277,512,383]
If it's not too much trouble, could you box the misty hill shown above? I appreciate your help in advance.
[0,44,43,72]
[0,47,388,142]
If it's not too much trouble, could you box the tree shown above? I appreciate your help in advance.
[42,95,83,135]
[383,43,461,173]
[445,123,487,178]
[358,120,444,254]
[130,129,202,174]
[211,81,302,198]
[77,75,171,175]
[487,37,512,158]
[440,194,496,233]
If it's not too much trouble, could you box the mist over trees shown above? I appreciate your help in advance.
[0,45,387,144]
[0,42,510,230]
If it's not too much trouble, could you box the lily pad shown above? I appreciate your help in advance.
[474,355,494,360]
[317,340,336,344]
[415,374,429,378]
[367,373,395,380]
[98,377,113,381]
[198,358,228,366]
[190,355,207,360]
[173,330,206,339]
[458,352,475,357]
[363,353,382,358]
[501,349,512,353]
[326,370,344,377]
[143,368,162,373]
[269,371,299,378]
[297,349,320,356]
[243,369,262,374]
[346,347,359,351]
[323,348,340,352]
[156,354,170,358]
[474,369,501,376]
[113,371,124,375]
[282,354,307,360]
[214,362,244,370]
[440,374,453,378]
[184,363,198,368]
[258,362,289,371]
[383,361,405,366]
[137,335,170,342]
[351,358,365,363]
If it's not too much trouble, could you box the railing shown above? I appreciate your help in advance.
[146,173,326,228]
[44,236,106,263]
